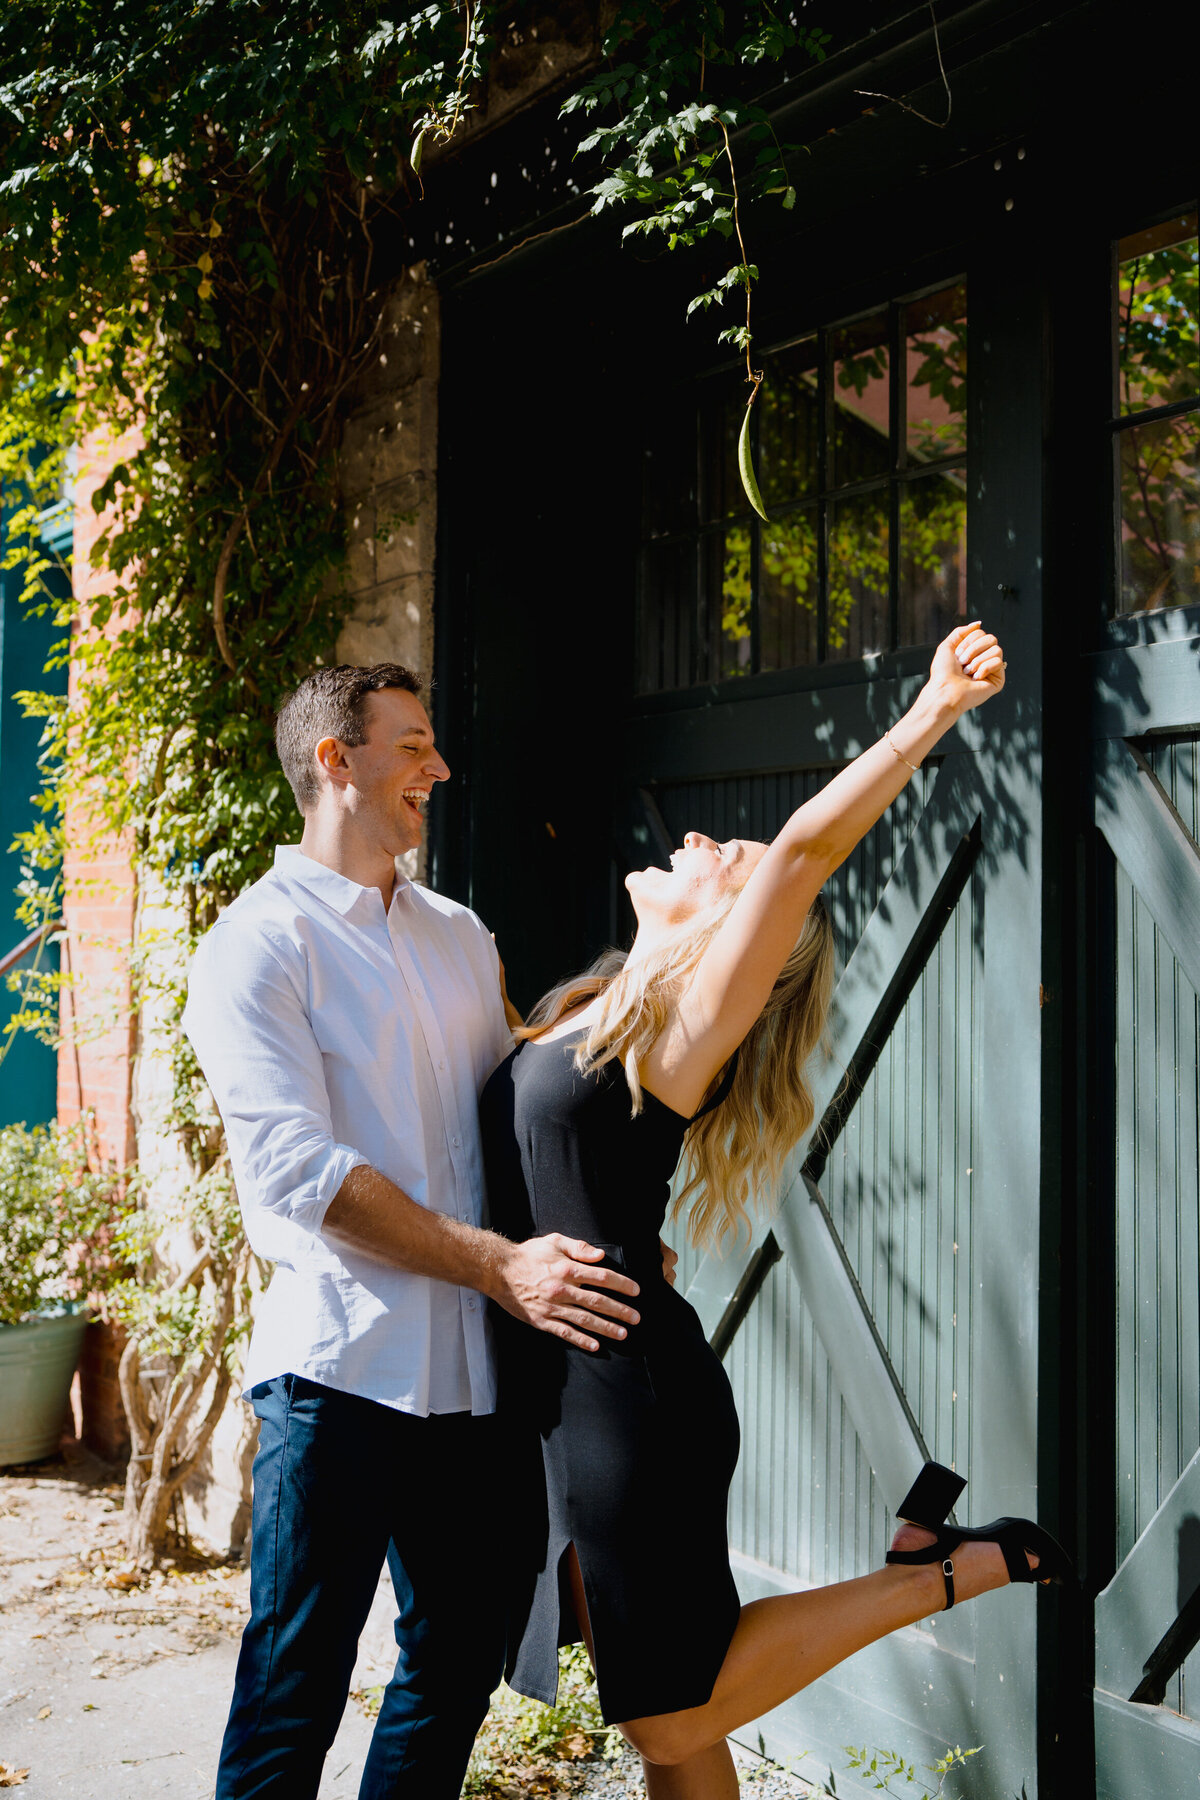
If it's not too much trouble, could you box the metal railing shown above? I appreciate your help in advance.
[0,919,62,980]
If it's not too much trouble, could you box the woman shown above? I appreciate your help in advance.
[480,623,1070,1800]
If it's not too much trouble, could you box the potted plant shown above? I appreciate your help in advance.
[0,1118,131,1465]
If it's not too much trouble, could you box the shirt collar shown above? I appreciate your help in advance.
[274,845,412,918]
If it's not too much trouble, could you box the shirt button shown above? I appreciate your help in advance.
[466,1298,477,1311]
[438,1060,445,1070]
[452,1135,461,1147]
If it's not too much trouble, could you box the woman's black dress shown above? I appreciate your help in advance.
[480,1029,742,1725]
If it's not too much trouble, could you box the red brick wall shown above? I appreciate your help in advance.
[59,429,140,1458]
[57,429,138,1164]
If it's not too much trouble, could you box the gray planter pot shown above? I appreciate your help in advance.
[0,1309,88,1464]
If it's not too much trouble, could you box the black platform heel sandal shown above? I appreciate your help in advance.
[885,1460,1076,1611]
[896,1460,966,1529]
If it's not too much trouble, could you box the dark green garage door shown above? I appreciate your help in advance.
[1089,208,1200,1796]
[625,245,1049,1792]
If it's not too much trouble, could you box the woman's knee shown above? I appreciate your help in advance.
[619,1715,699,1766]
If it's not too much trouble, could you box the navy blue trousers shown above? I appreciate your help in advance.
[215,1375,509,1800]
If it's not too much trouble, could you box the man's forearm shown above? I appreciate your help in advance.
[322,1163,641,1351]
[323,1163,508,1294]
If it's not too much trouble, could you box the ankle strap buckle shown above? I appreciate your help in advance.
[940,1555,956,1612]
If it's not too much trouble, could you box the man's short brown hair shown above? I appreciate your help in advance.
[275,663,423,813]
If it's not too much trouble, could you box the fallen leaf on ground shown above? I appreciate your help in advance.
[0,1765,31,1787]
[36,1707,51,1720]
[103,1568,141,1590]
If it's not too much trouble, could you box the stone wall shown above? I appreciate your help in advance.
[335,263,439,686]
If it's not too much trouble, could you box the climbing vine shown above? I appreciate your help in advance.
[567,3,829,508]
[0,0,490,937]
[1,1,829,935]
[0,0,490,1561]
[0,0,832,1557]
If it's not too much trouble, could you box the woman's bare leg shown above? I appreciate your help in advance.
[641,1741,739,1799]
[617,1527,1035,1770]
[565,1548,740,1800]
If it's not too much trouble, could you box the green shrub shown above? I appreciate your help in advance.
[355,1646,621,1796]
[0,1118,133,1326]
[463,1647,623,1795]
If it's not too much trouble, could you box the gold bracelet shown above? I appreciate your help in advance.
[884,729,920,773]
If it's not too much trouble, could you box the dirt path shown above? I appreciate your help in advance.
[0,1444,376,1797]
[1,1445,811,1798]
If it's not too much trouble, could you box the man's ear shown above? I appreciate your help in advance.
[314,735,352,790]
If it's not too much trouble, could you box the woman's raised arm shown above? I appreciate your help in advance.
[644,623,1006,1110]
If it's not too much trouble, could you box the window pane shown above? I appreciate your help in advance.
[898,469,967,645]
[832,312,890,487]
[702,524,753,679]
[700,385,749,522]
[828,492,889,659]
[1117,213,1198,416]
[759,507,819,671]
[638,538,696,693]
[905,283,967,462]
[643,400,697,539]
[761,337,820,507]
[1118,413,1200,614]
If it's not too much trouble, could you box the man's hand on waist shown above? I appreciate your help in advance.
[483,1234,641,1353]
[323,1168,638,1352]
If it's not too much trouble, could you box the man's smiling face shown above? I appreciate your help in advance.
[340,687,450,857]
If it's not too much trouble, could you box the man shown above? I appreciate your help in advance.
[184,662,641,1799]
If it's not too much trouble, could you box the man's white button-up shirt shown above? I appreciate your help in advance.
[182,846,514,1416]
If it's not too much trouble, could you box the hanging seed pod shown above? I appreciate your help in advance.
[738,384,769,521]
[410,129,426,175]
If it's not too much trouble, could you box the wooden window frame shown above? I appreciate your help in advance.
[636,274,969,696]
[1109,200,1200,622]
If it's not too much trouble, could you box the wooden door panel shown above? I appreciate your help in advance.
[680,759,980,1346]
[1096,1448,1200,1705]
[723,1246,874,1589]
[1088,631,1200,740]
[1095,738,1200,999]
[775,1176,926,1522]
[1092,711,1200,1765]
[820,866,981,1500]
[1095,1693,1200,1800]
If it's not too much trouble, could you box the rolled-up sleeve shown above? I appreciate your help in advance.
[183,923,368,1245]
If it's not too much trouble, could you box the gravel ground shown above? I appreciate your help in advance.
[0,1441,814,1798]
[538,1746,812,1796]
[522,1746,814,1796]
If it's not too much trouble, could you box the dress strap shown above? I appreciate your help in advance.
[689,1049,739,1124]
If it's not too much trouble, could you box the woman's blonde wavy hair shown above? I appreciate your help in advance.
[517,888,835,1252]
